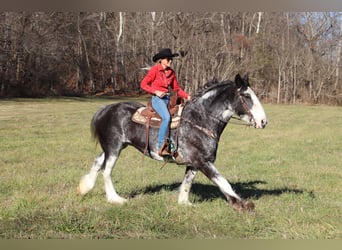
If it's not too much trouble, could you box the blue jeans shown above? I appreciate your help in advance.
[152,95,171,148]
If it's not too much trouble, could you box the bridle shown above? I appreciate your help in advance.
[234,89,255,127]
[180,88,256,140]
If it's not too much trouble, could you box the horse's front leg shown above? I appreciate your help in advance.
[201,162,254,212]
[178,165,197,206]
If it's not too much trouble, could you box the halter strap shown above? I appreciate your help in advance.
[237,90,255,125]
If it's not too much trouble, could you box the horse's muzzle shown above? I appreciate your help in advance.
[254,118,267,129]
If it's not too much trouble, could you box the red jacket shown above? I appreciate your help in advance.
[140,64,189,99]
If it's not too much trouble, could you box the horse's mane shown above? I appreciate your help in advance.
[192,78,234,100]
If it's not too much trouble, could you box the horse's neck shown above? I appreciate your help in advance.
[183,102,228,138]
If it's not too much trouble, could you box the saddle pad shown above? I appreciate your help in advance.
[132,106,183,129]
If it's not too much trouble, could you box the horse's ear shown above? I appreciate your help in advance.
[235,74,244,89]
[243,73,250,87]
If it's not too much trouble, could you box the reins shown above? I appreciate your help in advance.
[229,116,253,126]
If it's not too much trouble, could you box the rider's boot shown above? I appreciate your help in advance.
[158,139,170,157]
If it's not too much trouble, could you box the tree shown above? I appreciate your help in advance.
[0,12,340,105]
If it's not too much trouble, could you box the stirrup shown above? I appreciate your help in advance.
[158,140,170,157]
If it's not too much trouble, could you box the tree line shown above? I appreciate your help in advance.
[0,12,341,105]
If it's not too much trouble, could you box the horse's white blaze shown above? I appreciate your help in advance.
[102,155,128,204]
[78,153,104,195]
[246,87,267,128]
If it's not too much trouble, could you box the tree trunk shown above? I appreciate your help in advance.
[76,13,82,92]
[256,12,262,34]
[115,12,124,92]
[292,57,297,104]
[335,20,342,92]
[221,13,228,48]
[277,65,281,104]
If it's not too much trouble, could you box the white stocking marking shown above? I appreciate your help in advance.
[178,169,197,205]
[78,153,104,195]
[208,162,241,201]
[211,174,241,201]
[102,155,128,204]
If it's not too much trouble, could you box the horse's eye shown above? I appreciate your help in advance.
[243,93,251,99]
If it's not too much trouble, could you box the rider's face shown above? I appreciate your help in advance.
[160,58,172,69]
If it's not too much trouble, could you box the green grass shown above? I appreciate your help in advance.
[0,98,341,239]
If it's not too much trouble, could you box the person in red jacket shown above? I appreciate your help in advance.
[141,48,191,157]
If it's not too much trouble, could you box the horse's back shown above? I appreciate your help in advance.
[92,101,143,123]
[91,101,144,147]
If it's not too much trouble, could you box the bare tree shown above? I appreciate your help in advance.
[0,12,340,104]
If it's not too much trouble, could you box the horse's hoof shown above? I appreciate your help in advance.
[245,201,255,211]
[107,196,128,205]
[77,175,95,196]
[77,181,89,196]
[178,200,193,206]
[77,185,81,194]
[230,199,255,212]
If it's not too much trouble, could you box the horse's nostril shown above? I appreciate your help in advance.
[261,119,267,128]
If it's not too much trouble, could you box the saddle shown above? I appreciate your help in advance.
[132,96,184,129]
[132,96,185,161]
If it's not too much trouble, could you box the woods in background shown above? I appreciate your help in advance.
[0,12,341,105]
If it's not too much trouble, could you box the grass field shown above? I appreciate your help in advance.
[0,98,341,239]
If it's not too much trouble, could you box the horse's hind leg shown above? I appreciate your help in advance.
[78,153,105,195]
[178,166,197,206]
[102,153,128,205]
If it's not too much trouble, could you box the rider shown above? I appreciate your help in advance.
[140,48,191,157]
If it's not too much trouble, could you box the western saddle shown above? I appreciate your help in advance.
[132,95,184,128]
[132,96,185,162]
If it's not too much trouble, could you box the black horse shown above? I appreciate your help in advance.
[78,74,268,211]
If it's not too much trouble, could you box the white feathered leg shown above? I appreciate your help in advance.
[178,166,197,205]
[77,153,104,195]
[102,154,128,205]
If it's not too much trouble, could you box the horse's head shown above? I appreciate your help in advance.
[234,74,268,129]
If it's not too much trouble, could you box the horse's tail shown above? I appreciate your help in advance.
[90,116,98,145]
[90,105,107,145]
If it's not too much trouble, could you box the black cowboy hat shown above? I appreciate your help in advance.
[152,48,179,62]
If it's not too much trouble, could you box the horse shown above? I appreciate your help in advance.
[77,73,268,211]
